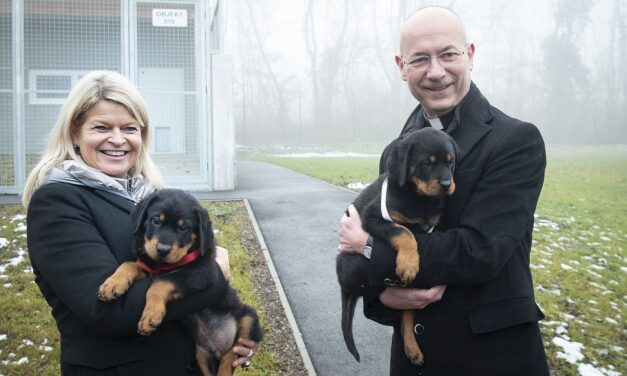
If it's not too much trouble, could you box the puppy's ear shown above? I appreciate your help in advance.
[195,207,214,256]
[131,192,159,235]
[386,140,412,186]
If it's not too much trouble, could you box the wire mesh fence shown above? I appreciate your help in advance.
[2,0,212,193]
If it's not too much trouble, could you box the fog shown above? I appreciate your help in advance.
[223,0,627,146]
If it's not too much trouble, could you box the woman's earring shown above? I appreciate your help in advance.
[73,145,80,154]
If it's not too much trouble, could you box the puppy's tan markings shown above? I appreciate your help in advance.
[195,345,214,376]
[212,315,256,375]
[390,211,421,225]
[144,236,159,260]
[165,241,193,263]
[98,261,145,301]
[401,310,424,365]
[217,351,238,376]
[390,225,419,284]
[138,279,181,335]
[413,177,442,197]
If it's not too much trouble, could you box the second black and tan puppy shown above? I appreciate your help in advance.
[336,127,457,366]
[98,189,263,376]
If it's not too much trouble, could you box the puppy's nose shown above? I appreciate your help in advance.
[156,243,171,256]
[439,178,451,189]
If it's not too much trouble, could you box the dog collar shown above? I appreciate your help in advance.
[137,248,202,276]
[381,178,394,222]
[381,177,435,233]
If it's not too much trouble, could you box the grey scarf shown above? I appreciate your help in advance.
[41,160,154,203]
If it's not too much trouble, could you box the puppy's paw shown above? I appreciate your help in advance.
[137,306,165,336]
[404,343,425,366]
[97,276,131,301]
[395,250,420,285]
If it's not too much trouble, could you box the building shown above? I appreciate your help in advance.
[0,0,235,194]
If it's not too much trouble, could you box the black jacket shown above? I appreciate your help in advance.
[366,83,550,375]
[27,182,227,375]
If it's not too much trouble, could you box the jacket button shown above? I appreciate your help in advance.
[384,278,392,286]
[414,323,425,336]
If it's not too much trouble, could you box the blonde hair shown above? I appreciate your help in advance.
[22,70,164,207]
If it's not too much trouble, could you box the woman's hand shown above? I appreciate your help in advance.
[215,246,230,282]
[337,205,369,254]
[231,337,259,368]
[379,285,446,310]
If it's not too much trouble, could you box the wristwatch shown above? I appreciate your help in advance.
[362,235,374,259]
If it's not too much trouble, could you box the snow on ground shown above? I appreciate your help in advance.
[346,182,369,191]
[0,249,26,274]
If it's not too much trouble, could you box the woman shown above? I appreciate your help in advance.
[24,71,257,375]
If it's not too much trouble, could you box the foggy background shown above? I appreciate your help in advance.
[223,0,627,146]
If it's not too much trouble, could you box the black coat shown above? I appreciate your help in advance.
[27,182,227,376]
[366,83,550,375]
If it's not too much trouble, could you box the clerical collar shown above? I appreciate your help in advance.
[423,110,455,131]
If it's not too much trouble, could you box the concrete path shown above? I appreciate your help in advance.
[196,161,392,376]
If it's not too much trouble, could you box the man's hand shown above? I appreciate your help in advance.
[337,204,369,255]
[379,285,446,310]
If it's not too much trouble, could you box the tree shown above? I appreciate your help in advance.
[541,0,594,143]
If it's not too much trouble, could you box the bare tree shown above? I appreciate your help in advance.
[542,0,594,143]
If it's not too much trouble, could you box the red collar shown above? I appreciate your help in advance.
[137,249,202,276]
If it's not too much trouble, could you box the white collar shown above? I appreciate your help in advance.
[381,177,435,233]
[381,178,394,222]
[427,117,444,130]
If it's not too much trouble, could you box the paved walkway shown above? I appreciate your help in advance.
[196,161,391,376]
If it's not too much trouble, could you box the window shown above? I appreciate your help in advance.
[28,70,90,105]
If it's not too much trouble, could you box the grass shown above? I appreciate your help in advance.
[246,149,627,376]
[0,200,279,376]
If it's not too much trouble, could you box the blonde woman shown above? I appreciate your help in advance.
[24,71,257,375]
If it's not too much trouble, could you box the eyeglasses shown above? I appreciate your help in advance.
[401,49,466,71]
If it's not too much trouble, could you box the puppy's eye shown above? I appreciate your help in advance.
[447,160,455,166]
[151,216,160,226]
[178,224,189,232]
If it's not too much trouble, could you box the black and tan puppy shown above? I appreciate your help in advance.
[336,127,458,366]
[98,189,263,376]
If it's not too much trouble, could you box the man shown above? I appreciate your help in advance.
[338,6,550,375]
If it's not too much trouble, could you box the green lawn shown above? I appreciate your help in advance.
[250,149,627,376]
[0,201,278,376]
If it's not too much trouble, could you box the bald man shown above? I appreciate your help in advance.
[338,6,550,375]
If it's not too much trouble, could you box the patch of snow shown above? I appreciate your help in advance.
[604,317,618,325]
[552,336,584,364]
[11,214,25,222]
[578,363,604,376]
[0,238,9,248]
[347,182,368,191]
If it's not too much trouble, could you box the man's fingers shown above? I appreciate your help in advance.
[347,204,358,218]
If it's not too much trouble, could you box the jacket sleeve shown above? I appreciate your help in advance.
[369,123,546,288]
[27,184,226,337]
